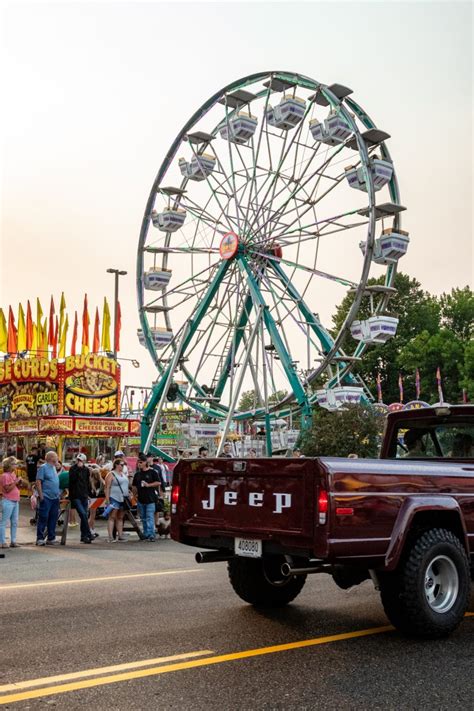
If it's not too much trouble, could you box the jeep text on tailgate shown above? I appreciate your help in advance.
[171,406,474,639]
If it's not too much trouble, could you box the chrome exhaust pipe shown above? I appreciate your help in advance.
[281,562,328,577]
[195,550,233,564]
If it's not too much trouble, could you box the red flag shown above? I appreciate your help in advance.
[71,311,78,356]
[81,295,90,355]
[7,307,17,354]
[52,316,59,359]
[415,368,421,400]
[398,373,404,404]
[436,367,444,404]
[48,296,55,346]
[26,301,33,351]
[114,300,121,353]
[93,308,100,353]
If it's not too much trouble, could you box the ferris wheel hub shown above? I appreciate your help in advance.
[219,231,240,260]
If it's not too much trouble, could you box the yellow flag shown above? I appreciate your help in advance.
[41,318,48,356]
[58,292,66,344]
[17,304,26,351]
[36,298,43,337]
[101,298,111,352]
[31,323,38,355]
[0,309,7,352]
[58,314,69,359]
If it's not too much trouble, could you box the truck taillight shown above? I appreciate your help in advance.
[318,489,328,524]
[171,484,180,513]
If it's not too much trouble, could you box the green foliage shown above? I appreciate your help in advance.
[332,273,473,404]
[299,404,382,458]
[439,286,474,342]
[238,389,288,412]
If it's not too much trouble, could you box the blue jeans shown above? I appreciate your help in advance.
[138,502,155,539]
[37,497,60,542]
[72,497,92,540]
[0,499,19,544]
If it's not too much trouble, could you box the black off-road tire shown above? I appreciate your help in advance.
[380,528,470,639]
[228,556,306,607]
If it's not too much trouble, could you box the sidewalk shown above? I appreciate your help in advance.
[9,499,144,546]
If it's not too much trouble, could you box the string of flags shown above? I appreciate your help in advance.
[0,294,121,358]
[377,367,469,405]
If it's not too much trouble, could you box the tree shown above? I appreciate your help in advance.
[238,389,288,412]
[398,329,465,403]
[439,286,474,342]
[331,273,440,403]
[299,404,382,458]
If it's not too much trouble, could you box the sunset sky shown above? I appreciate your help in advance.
[1,1,472,393]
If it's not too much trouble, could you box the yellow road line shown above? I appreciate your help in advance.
[0,625,393,704]
[0,568,202,591]
[0,650,215,692]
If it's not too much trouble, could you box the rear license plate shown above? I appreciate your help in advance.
[234,537,262,558]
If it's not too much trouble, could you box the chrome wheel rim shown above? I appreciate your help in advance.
[424,555,459,613]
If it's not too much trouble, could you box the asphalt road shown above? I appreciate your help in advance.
[0,532,473,710]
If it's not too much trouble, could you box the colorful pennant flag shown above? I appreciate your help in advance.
[36,298,43,341]
[48,297,55,346]
[31,323,38,356]
[52,316,59,359]
[71,311,78,356]
[7,307,17,355]
[415,368,421,400]
[398,373,404,404]
[114,300,121,353]
[101,298,111,353]
[59,314,69,359]
[26,301,33,351]
[436,367,444,404]
[376,372,382,403]
[0,309,7,352]
[81,294,90,355]
[93,308,100,353]
[58,292,66,346]
[40,318,48,355]
[17,304,26,352]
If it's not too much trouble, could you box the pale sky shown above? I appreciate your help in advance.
[1,0,472,392]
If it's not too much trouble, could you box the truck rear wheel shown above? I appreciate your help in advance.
[380,528,470,639]
[228,556,306,607]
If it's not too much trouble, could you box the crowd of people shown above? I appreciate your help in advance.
[0,449,171,548]
[0,443,309,548]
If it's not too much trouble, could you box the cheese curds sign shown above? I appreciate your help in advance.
[0,355,120,418]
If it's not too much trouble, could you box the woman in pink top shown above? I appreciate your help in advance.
[0,456,25,548]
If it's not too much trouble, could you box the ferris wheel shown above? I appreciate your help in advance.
[137,71,408,454]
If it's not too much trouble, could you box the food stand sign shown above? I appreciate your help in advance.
[63,355,120,417]
[38,416,74,434]
[74,418,129,435]
[8,418,38,434]
[0,358,60,418]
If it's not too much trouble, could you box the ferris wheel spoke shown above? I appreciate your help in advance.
[242,83,274,232]
[238,256,309,415]
[179,274,241,400]
[245,98,322,238]
[249,142,345,243]
[186,142,241,234]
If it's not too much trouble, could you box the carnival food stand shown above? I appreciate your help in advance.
[0,354,139,464]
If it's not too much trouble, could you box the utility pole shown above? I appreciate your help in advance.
[106,268,127,358]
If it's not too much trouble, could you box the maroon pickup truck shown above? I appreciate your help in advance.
[171,406,474,638]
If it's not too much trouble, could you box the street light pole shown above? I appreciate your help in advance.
[106,268,127,358]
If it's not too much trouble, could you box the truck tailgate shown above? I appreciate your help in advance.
[174,458,318,546]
